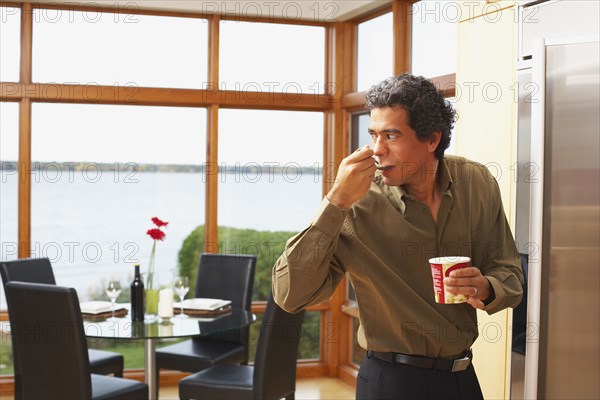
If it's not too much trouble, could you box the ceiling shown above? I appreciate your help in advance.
[13,0,390,21]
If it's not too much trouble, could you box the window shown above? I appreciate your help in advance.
[217,109,324,361]
[32,10,208,88]
[0,6,21,82]
[0,102,19,313]
[411,1,457,78]
[30,103,207,300]
[357,12,393,92]
[220,20,325,94]
[6,1,338,377]
[217,108,324,296]
[352,113,371,150]
[217,109,323,236]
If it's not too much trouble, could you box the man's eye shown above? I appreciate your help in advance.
[386,134,396,140]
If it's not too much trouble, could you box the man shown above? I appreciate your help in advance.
[272,74,524,399]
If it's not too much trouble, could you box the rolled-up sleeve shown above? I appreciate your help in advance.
[272,197,348,313]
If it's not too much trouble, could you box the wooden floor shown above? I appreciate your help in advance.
[0,377,356,400]
[160,377,356,399]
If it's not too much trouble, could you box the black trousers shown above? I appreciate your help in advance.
[356,354,484,400]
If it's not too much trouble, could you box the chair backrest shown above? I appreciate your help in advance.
[0,258,57,399]
[5,281,93,399]
[253,294,305,400]
[194,253,256,310]
[0,257,56,286]
[194,254,257,351]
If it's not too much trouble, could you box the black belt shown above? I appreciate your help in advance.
[367,350,472,372]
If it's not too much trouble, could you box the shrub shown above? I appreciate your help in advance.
[177,225,297,301]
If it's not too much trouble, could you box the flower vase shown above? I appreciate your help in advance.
[144,272,160,322]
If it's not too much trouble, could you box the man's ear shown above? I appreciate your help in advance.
[428,130,442,152]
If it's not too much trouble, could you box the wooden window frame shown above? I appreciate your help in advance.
[0,0,456,394]
[0,2,333,392]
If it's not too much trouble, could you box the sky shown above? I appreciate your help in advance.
[0,2,456,165]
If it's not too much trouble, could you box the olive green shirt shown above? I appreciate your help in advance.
[273,155,524,358]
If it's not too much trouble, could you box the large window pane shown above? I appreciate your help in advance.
[31,103,206,303]
[218,109,323,301]
[218,109,323,361]
[357,12,393,92]
[33,10,208,88]
[220,21,325,94]
[218,109,323,230]
[0,6,20,82]
[0,102,19,314]
[352,113,371,150]
[411,1,457,78]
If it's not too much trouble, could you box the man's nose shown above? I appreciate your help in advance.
[372,135,385,156]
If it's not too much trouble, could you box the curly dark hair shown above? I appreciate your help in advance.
[365,74,456,160]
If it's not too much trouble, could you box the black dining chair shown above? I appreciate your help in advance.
[179,293,305,400]
[5,281,148,400]
[155,253,256,384]
[0,258,125,383]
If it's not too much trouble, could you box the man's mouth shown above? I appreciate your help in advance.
[375,162,392,171]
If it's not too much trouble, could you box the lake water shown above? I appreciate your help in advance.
[0,168,323,304]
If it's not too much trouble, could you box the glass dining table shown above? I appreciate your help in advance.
[83,309,255,400]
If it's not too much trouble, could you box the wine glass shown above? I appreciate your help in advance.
[173,276,190,318]
[105,281,122,321]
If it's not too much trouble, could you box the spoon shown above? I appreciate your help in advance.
[373,159,392,171]
[357,149,391,171]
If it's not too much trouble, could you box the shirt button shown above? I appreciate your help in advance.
[332,218,338,223]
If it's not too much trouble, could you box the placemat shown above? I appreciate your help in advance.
[173,305,232,316]
[82,308,129,320]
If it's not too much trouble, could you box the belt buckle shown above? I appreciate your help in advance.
[451,356,470,372]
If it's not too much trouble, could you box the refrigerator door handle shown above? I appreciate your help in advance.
[524,37,546,400]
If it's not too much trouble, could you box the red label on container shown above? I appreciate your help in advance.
[430,261,469,304]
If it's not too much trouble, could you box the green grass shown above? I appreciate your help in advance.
[88,338,192,369]
[0,332,14,375]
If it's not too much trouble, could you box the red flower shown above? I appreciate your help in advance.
[147,228,166,241]
[151,217,169,227]
[144,217,168,279]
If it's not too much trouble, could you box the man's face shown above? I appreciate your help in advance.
[368,106,440,187]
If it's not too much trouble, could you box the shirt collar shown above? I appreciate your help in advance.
[438,157,453,194]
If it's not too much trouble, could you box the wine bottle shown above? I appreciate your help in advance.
[131,264,145,322]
